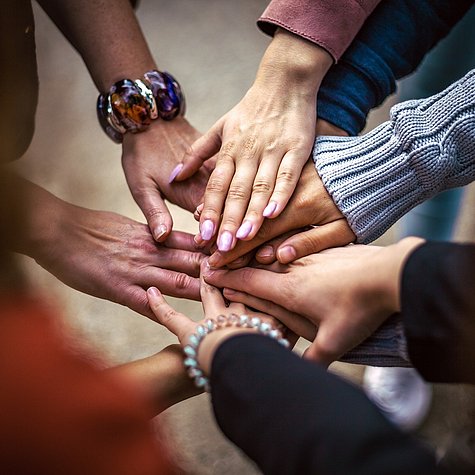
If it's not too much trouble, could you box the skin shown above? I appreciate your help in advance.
[38,0,211,241]
[12,175,205,319]
[174,29,333,253]
[204,160,356,268]
[203,237,425,366]
[146,262,292,376]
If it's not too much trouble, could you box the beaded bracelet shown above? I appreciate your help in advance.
[97,70,185,143]
[183,314,290,392]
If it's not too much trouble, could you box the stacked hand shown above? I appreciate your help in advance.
[203,238,424,366]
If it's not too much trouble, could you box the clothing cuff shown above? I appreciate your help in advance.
[318,40,396,135]
[257,0,381,62]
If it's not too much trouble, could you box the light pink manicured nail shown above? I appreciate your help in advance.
[217,231,233,252]
[278,245,297,263]
[168,163,183,183]
[200,220,215,241]
[263,201,278,218]
[236,221,253,239]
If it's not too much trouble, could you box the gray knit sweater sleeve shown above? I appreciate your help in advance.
[313,69,475,244]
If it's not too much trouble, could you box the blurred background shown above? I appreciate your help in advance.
[13,1,475,473]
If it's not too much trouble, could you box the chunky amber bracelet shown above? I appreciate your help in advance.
[96,70,185,143]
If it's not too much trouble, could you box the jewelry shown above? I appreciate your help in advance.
[96,70,185,143]
[183,314,290,392]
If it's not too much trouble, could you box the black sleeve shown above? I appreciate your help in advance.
[210,334,438,475]
[402,241,475,384]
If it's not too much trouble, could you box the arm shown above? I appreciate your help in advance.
[317,0,474,135]
[314,69,475,244]
[257,0,382,62]
[36,0,211,241]
[402,242,475,384]
[145,272,438,475]
[9,172,203,318]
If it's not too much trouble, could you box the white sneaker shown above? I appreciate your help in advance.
[363,366,432,432]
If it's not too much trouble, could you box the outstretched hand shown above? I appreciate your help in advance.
[204,239,424,365]
[204,160,355,268]
[122,117,214,241]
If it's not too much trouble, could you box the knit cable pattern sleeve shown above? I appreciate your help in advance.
[313,68,475,244]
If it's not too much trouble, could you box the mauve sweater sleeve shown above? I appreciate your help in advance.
[257,0,382,62]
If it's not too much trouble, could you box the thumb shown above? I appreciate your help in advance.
[173,120,223,182]
[147,287,194,344]
[276,220,355,264]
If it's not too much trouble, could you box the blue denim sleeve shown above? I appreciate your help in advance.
[317,0,474,135]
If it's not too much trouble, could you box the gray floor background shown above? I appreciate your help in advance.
[14,1,475,473]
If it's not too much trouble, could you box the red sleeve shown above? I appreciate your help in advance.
[0,297,176,475]
[257,0,382,61]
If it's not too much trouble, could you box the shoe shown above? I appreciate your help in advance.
[363,366,432,432]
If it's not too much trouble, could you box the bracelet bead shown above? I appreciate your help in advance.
[96,69,185,143]
[184,314,289,393]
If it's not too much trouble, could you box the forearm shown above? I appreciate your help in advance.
[253,28,332,98]
[318,0,474,135]
[37,0,156,91]
[211,334,437,474]
[313,69,475,244]
[402,242,475,384]
[110,345,201,417]
[257,0,381,62]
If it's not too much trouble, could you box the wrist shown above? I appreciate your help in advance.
[378,237,426,313]
[256,28,332,93]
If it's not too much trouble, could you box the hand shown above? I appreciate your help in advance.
[172,30,333,253]
[204,238,425,365]
[19,181,204,319]
[146,261,293,375]
[122,117,215,241]
[206,160,355,267]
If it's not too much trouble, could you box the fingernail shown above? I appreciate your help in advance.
[168,163,184,183]
[223,288,235,295]
[208,253,221,268]
[193,233,206,248]
[263,201,277,218]
[256,245,274,258]
[277,245,297,263]
[236,221,253,239]
[218,231,233,252]
[200,220,215,241]
[147,286,159,297]
[196,203,204,213]
[154,224,167,240]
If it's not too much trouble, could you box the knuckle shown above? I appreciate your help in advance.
[227,184,248,201]
[173,272,192,291]
[252,180,272,194]
[276,168,296,185]
[220,141,237,160]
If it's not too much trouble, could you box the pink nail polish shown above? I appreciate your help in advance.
[168,163,184,183]
[218,231,233,252]
[200,220,215,241]
[263,201,278,218]
[236,221,253,239]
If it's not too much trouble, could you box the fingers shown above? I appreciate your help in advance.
[223,288,316,341]
[143,267,201,301]
[199,151,235,242]
[303,327,341,368]
[164,230,205,253]
[203,266,283,302]
[264,150,308,219]
[275,220,356,264]
[147,287,194,342]
[216,156,258,251]
[172,121,223,182]
[236,157,280,241]
[130,185,173,242]
[199,261,228,317]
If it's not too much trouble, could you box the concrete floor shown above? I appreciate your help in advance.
[15,1,475,473]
